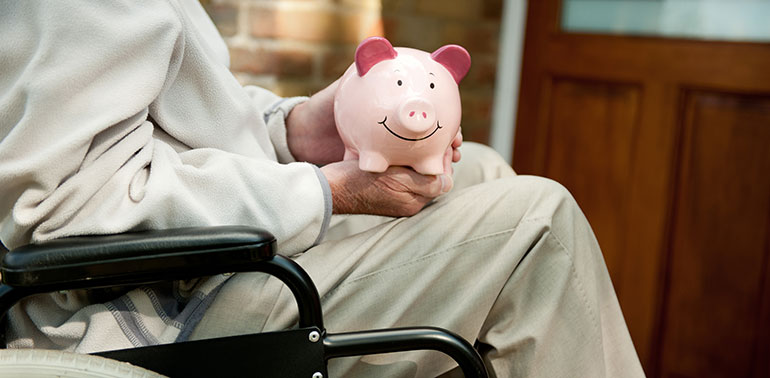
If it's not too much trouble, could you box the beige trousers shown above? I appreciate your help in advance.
[191,143,645,378]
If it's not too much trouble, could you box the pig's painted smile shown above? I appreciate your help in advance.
[377,116,442,142]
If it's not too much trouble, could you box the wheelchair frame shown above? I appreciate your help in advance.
[0,226,488,377]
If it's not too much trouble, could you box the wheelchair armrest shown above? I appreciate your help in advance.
[0,226,324,333]
[1,226,275,290]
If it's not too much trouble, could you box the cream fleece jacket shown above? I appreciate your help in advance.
[0,0,332,255]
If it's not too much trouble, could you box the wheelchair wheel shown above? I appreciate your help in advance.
[0,349,166,377]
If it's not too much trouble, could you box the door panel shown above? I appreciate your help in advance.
[544,79,641,286]
[660,92,770,378]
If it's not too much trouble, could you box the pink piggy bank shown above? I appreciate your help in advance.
[334,37,471,175]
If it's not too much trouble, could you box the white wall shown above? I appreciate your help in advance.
[489,0,528,164]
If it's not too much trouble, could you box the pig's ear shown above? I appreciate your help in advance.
[431,45,471,84]
[355,37,398,76]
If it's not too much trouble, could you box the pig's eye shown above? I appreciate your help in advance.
[397,80,403,86]
[430,83,435,89]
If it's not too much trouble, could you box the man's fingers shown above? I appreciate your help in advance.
[409,175,450,198]
[387,167,451,198]
[439,173,454,194]
[452,128,463,148]
[410,173,452,198]
[323,159,454,217]
[443,145,454,177]
[451,128,462,163]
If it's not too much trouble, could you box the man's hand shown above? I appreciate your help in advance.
[285,80,345,166]
[321,160,454,217]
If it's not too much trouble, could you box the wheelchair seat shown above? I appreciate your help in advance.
[0,226,488,377]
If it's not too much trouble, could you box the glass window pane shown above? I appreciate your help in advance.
[562,0,770,42]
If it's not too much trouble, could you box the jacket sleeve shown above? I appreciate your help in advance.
[0,0,331,255]
[244,86,310,164]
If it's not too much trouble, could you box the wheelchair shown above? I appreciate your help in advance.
[0,226,488,377]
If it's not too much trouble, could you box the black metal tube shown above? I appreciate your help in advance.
[0,255,324,341]
[323,327,488,378]
[256,255,324,330]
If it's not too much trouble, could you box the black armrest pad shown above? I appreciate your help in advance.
[1,226,275,289]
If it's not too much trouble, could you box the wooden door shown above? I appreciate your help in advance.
[513,1,770,377]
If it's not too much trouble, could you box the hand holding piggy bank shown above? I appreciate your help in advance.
[333,37,471,175]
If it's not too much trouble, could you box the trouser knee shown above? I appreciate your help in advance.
[498,175,578,219]
[508,176,602,268]
[446,175,580,242]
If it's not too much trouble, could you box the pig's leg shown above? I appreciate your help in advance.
[343,148,359,161]
[412,156,445,175]
[358,152,389,172]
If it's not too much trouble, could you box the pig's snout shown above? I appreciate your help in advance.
[398,98,436,134]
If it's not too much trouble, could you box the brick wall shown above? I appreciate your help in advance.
[202,0,502,144]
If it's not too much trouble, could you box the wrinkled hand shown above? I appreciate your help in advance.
[286,79,345,165]
[321,160,454,217]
